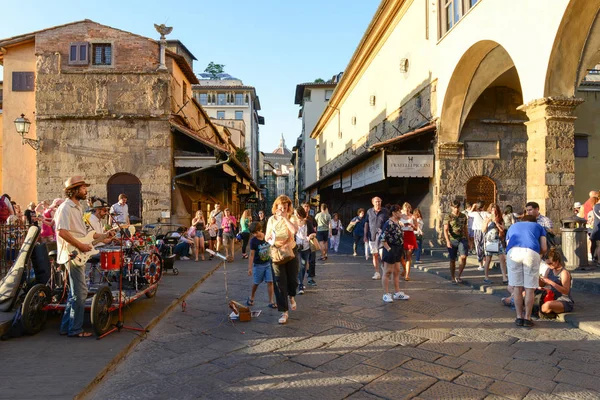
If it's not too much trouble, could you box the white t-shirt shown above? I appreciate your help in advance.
[468,211,490,231]
[88,213,106,247]
[400,215,414,232]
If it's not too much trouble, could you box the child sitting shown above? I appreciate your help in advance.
[246,222,276,308]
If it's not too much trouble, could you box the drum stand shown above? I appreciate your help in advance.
[98,220,148,340]
[202,249,245,335]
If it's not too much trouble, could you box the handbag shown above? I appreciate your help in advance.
[346,220,357,233]
[270,241,295,264]
[485,241,499,253]
[309,237,320,252]
[331,228,338,236]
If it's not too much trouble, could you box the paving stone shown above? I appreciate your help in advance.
[419,381,487,400]
[461,361,509,380]
[363,348,411,370]
[346,390,386,400]
[364,368,438,399]
[330,318,368,331]
[435,355,469,369]
[453,372,494,390]
[462,348,514,368]
[241,337,297,355]
[291,351,340,369]
[211,364,264,384]
[504,358,560,380]
[401,359,462,381]
[350,339,398,358]
[522,390,564,400]
[487,380,531,400]
[247,353,288,369]
[166,363,226,385]
[262,360,312,378]
[451,327,517,344]
[150,348,224,374]
[325,330,387,354]
[406,328,452,342]
[558,358,600,376]
[485,343,519,357]
[510,349,561,366]
[314,327,355,344]
[554,349,600,365]
[378,319,417,332]
[273,371,363,400]
[395,346,444,363]
[317,352,368,373]
[552,382,600,400]
[341,363,387,384]
[511,341,557,356]
[384,331,427,347]
[278,337,328,356]
[554,369,600,393]
[405,300,451,316]
[504,371,557,393]
[444,335,489,349]
[206,338,249,354]
[419,341,471,357]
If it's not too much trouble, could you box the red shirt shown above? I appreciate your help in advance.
[583,198,595,219]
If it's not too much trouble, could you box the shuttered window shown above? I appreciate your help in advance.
[575,135,589,158]
[69,42,89,65]
[92,43,112,65]
[12,72,35,92]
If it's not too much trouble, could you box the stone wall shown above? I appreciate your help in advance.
[36,119,172,223]
[436,86,528,234]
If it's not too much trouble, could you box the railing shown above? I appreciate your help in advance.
[0,223,35,280]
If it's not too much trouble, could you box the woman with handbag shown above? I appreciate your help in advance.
[329,213,343,253]
[221,208,237,262]
[191,210,206,261]
[482,203,508,284]
[240,209,252,259]
[348,208,365,256]
[266,195,298,324]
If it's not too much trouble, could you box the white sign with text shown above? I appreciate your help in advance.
[387,155,434,178]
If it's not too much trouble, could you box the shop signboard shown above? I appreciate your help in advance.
[387,154,434,178]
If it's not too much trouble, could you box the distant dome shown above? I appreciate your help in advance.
[272,133,292,155]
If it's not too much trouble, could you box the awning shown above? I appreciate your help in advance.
[369,122,436,150]
[170,120,229,153]
[174,155,217,168]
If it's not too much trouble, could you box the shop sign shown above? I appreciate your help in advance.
[387,155,434,178]
[352,152,385,190]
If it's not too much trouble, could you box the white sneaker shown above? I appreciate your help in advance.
[393,291,410,300]
[383,293,393,303]
[372,272,381,280]
[477,266,484,271]
[181,256,190,261]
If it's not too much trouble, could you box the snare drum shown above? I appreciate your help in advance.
[100,247,123,271]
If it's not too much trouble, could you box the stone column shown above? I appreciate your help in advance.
[517,97,584,225]
[158,38,167,70]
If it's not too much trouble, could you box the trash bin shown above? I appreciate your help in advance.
[560,216,588,271]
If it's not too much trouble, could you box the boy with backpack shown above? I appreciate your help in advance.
[246,222,276,308]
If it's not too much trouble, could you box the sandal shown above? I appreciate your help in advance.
[404,277,410,282]
[267,303,277,309]
[455,277,462,284]
[68,331,93,338]
[246,298,254,306]
[289,297,297,311]
[278,313,288,324]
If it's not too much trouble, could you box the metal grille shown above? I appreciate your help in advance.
[466,176,496,209]
[0,223,33,279]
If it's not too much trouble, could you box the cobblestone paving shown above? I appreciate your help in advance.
[87,255,600,399]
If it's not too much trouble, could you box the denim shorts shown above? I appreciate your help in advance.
[253,262,273,285]
[448,238,468,261]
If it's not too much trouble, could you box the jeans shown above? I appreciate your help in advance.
[174,242,190,258]
[308,250,316,278]
[60,261,88,336]
[415,237,423,262]
[297,248,311,289]
[272,257,299,312]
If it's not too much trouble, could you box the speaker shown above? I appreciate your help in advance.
[30,243,51,284]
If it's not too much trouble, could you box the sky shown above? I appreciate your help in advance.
[0,0,380,152]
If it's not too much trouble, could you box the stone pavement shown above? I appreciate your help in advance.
[86,250,600,400]
[0,258,220,400]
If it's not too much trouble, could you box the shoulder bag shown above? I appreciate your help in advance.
[269,218,295,264]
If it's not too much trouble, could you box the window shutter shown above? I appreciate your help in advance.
[70,45,78,63]
[69,42,89,65]
[12,72,35,92]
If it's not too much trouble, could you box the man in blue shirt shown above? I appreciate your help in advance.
[506,215,547,328]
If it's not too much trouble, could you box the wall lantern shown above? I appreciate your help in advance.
[14,114,39,151]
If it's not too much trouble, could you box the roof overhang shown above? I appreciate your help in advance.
[369,122,436,150]
[166,50,199,84]
[174,155,217,168]
[170,120,228,153]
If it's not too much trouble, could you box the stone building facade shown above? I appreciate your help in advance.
[308,0,600,242]
[0,20,254,224]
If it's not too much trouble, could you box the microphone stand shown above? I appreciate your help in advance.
[98,215,148,339]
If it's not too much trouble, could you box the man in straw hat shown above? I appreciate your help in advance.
[55,176,109,337]
[88,201,115,248]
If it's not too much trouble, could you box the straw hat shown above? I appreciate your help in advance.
[64,176,91,190]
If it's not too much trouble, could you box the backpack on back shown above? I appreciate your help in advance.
[0,196,10,224]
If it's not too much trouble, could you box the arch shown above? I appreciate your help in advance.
[466,176,496,210]
[545,0,600,97]
[439,41,521,143]
[107,173,142,221]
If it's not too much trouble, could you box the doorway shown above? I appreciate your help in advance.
[107,173,142,221]
[466,176,496,209]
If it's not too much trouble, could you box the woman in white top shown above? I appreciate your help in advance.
[468,201,490,270]
[400,202,417,281]
[329,213,343,253]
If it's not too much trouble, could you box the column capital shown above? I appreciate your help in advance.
[517,96,584,121]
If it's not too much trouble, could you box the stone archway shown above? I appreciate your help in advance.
[466,176,496,210]
[107,173,142,221]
